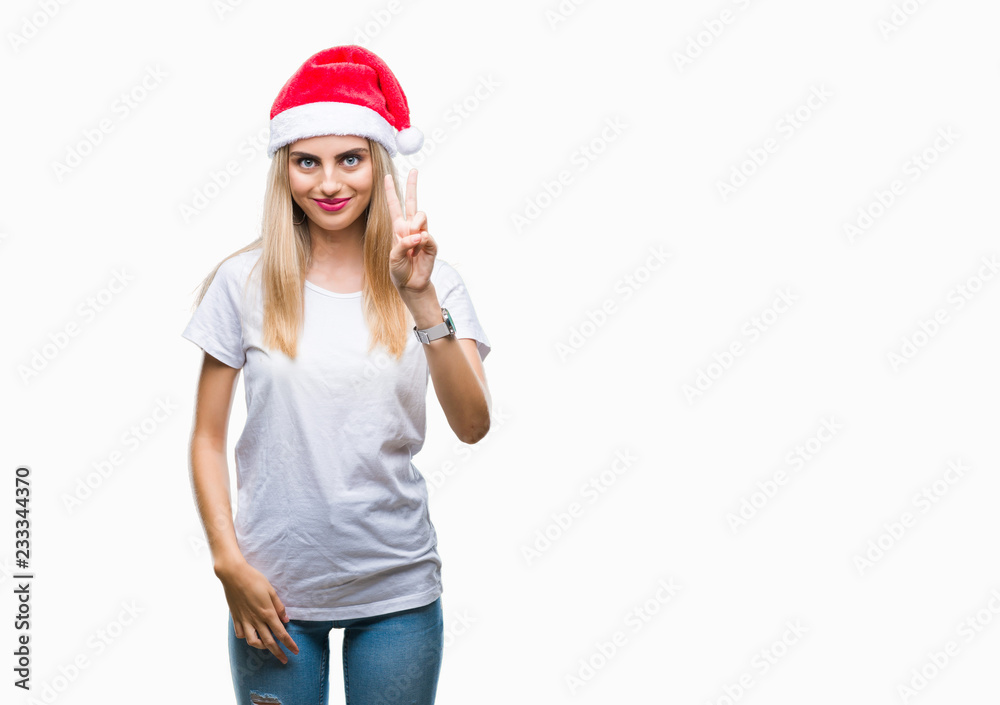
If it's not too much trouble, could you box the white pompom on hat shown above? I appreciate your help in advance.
[267,45,423,159]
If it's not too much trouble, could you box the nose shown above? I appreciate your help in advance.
[318,165,343,195]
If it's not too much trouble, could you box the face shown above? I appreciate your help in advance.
[287,134,373,232]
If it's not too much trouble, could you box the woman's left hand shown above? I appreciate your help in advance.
[386,168,436,295]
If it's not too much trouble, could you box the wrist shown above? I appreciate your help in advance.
[402,286,443,329]
[213,552,247,579]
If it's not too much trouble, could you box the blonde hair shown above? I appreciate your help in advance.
[189,138,413,360]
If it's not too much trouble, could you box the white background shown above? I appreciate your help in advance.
[2,0,999,703]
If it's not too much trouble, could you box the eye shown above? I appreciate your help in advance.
[296,157,316,168]
[343,154,362,167]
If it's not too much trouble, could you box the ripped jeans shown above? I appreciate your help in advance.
[228,597,443,705]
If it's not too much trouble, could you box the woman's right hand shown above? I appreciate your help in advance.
[216,559,300,664]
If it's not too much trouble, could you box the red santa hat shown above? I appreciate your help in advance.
[267,45,424,159]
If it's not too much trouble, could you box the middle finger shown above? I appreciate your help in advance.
[405,169,418,221]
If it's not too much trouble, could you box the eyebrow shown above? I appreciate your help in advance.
[289,148,369,160]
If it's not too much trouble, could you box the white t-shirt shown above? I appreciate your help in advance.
[182,247,490,620]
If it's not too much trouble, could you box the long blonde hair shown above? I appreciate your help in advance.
[189,138,413,360]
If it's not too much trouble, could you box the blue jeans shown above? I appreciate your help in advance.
[228,597,443,705]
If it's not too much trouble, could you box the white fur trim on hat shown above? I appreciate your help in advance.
[267,101,399,158]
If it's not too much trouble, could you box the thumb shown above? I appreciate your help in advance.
[271,592,288,622]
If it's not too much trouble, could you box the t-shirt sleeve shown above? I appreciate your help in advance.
[434,260,491,362]
[181,257,246,369]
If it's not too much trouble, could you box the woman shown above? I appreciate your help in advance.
[183,45,492,705]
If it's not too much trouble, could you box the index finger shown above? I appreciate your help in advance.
[405,168,418,221]
[384,173,404,223]
[266,613,299,656]
[253,622,293,664]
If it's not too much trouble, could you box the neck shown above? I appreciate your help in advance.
[305,218,366,290]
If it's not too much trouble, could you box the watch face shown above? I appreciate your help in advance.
[442,308,455,334]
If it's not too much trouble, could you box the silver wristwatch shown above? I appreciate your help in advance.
[413,307,456,344]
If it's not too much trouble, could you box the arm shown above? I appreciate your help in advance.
[188,352,246,575]
[406,286,492,444]
[188,351,299,662]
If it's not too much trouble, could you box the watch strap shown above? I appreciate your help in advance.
[414,308,455,343]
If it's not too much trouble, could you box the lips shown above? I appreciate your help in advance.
[313,197,351,212]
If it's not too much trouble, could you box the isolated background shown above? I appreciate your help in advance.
[3,0,999,703]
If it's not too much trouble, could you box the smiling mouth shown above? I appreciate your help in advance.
[313,197,351,212]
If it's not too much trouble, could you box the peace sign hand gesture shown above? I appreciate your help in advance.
[386,168,436,295]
